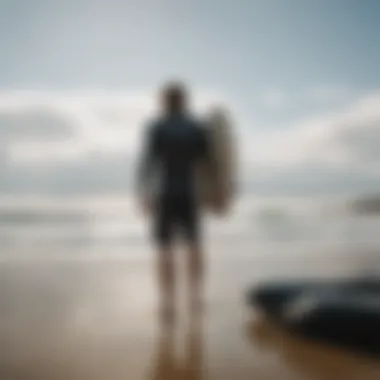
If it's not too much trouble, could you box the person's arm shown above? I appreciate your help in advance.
[197,122,212,165]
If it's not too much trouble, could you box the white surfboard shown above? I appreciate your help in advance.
[197,108,236,213]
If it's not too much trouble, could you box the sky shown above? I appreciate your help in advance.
[1,0,380,197]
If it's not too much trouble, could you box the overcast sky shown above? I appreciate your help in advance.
[1,0,380,196]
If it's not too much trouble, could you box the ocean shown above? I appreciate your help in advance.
[0,195,379,270]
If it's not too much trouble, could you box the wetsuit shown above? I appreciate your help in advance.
[137,112,210,247]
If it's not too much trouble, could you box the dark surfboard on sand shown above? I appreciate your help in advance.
[247,277,380,355]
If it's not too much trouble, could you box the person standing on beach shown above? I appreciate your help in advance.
[136,82,214,324]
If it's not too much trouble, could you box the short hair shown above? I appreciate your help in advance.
[161,81,188,105]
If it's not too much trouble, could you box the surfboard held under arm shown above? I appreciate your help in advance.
[197,108,237,215]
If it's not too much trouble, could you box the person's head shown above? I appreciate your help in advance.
[161,81,188,115]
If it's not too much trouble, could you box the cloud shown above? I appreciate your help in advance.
[240,92,380,195]
[0,109,74,140]
[258,85,353,112]
[0,91,152,164]
[0,89,234,194]
[0,89,235,163]
[245,93,380,166]
[1,89,380,196]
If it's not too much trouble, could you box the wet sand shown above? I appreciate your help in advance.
[0,247,379,380]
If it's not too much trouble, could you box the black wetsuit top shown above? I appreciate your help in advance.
[137,112,210,246]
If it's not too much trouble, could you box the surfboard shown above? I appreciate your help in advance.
[197,108,236,214]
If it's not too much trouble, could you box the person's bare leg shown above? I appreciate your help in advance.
[186,243,204,313]
[182,305,204,379]
[157,245,176,325]
[151,321,176,380]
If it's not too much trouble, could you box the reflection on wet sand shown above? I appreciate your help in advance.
[247,317,379,380]
[0,251,379,380]
[150,315,204,380]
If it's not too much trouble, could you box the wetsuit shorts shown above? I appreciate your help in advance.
[154,193,200,248]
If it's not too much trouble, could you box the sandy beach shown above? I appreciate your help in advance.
[0,243,379,380]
